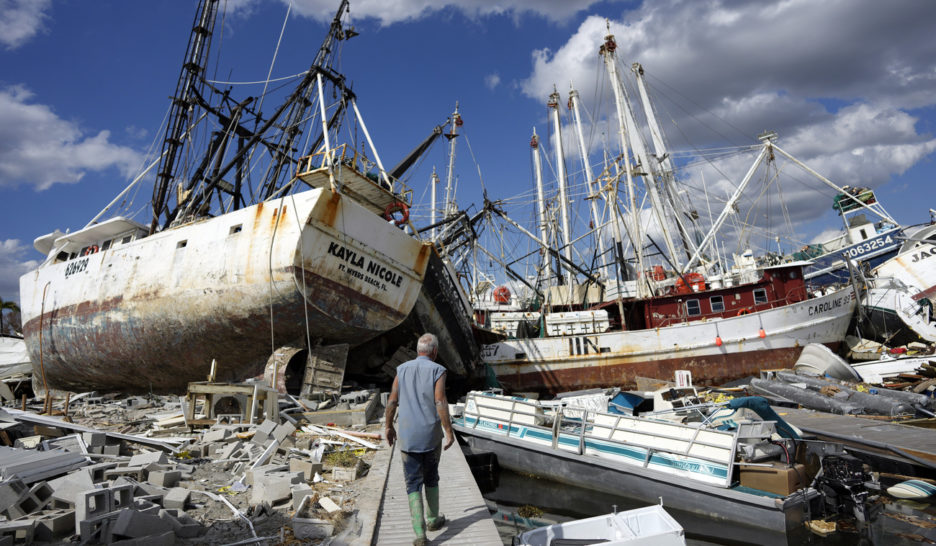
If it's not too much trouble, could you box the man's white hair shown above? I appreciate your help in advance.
[417,333,438,356]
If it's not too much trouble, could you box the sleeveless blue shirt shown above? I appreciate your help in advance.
[396,355,446,453]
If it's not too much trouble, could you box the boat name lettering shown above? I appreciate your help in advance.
[808,294,849,316]
[480,344,499,358]
[911,247,934,263]
[328,241,404,290]
[64,258,89,278]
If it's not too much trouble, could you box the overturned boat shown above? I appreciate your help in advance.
[18,1,477,392]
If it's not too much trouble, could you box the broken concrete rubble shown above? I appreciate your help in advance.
[0,378,387,544]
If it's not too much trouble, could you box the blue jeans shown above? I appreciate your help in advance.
[401,444,441,495]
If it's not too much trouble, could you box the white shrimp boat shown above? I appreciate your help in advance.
[16,0,466,392]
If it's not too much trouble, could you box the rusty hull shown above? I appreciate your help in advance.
[493,344,841,394]
[20,188,429,393]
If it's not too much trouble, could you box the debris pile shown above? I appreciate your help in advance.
[0,378,387,545]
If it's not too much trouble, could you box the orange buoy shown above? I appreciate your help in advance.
[759,328,766,338]
[715,336,723,347]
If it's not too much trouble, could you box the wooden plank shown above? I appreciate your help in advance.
[373,443,500,545]
[302,344,350,397]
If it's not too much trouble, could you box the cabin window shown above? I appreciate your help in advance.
[56,252,68,262]
[515,352,526,360]
[859,228,867,240]
[229,224,242,235]
[685,299,701,316]
[69,252,77,260]
[177,240,187,249]
[122,236,132,244]
[754,288,768,305]
[710,296,724,313]
[789,271,798,279]
[101,240,112,251]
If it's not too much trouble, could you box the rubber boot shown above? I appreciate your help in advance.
[425,486,446,531]
[407,491,427,545]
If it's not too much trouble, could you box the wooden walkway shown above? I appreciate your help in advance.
[372,443,501,545]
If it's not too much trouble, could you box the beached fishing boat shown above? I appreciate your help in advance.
[482,261,856,392]
[792,187,904,286]
[17,1,477,392]
[470,34,857,392]
[861,222,936,346]
[454,390,824,541]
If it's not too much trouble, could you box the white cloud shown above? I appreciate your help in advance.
[484,73,501,90]
[0,0,51,49]
[514,0,936,252]
[237,0,623,25]
[0,86,143,191]
[0,239,38,304]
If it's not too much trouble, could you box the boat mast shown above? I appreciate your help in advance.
[568,83,610,280]
[600,32,648,297]
[150,0,219,234]
[547,88,574,269]
[443,103,462,219]
[610,55,681,272]
[531,129,553,294]
[430,168,439,240]
[632,62,700,263]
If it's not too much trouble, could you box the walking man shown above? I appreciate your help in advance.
[385,333,455,545]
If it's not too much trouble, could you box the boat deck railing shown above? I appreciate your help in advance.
[463,392,768,488]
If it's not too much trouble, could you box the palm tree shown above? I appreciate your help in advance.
[0,297,19,336]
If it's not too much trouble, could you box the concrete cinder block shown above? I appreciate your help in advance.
[162,488,189,511]
[202,428,231,443]
[245,464,286,486]
[271,422,296,444]
[112,484,134,510]
[128,451,168,467]
[105,466,146,481]
[158,509,204,539]
[251,420,278,445]
[82,432,106,447]
[112,508,173,539]
[291,485,315,511]
[75,488,111,526]
[103,444,122,456]
[250,473,292,506]
[0,518,36,544]
[85,462,120,483]
[289,459,324,481]
[147,470,181,488]
[34,508,75,541]
[79,511,122,544]
[0,479,26,511]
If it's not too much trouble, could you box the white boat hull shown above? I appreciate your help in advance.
[19,188,430,392]
[482,287,856,391]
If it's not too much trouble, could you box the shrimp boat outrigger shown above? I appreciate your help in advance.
[19,0,478,392]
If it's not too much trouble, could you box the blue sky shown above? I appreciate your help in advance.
[2,0,936,305]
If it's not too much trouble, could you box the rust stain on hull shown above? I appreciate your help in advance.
[494,344,841,394]
[22,266,408,394]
